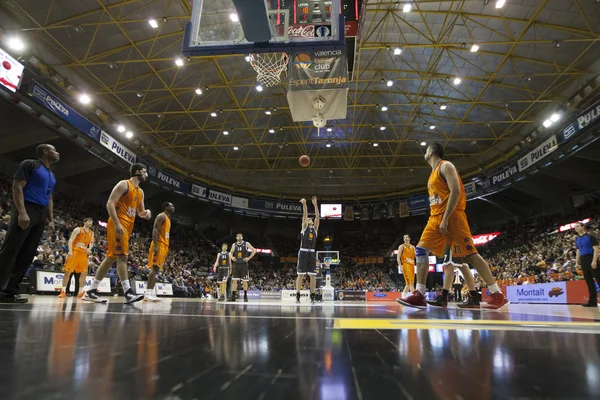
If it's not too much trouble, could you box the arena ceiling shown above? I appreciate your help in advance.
[2,0,600,199]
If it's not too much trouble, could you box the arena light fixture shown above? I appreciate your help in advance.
[117,125,126,133]
[380,126,386,131]
[175,58,184,67]
[550,112,561,122]
[495,0,506,8]
[78,93,91,104]
[245,55,251,62]
[326,142,332,148]
[326,127,333,132]
[403,3,412,13]
[453,77,462,85]
[148,19,159,28]
[269,128,275,133]
[195,88,202,95]
[542,119,552,128]
[386,79,394,87]
[265,109,272,115]
[429,125,436,130]
[223,130,229,135]
[233,146,239,151]
[125,131,134,139]
[210,111,217,117]
[381,105,388,111]
[393,47,402,55]
[420,141,427,146]
[440,104,447,110]
[230,13,239,22]
[256,84,263,92]
[470,44,479,52]
[7,36,25,51]
[373,142,379,147]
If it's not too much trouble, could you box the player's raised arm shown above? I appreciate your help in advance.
[312,196,320,232]
[300,198,308,230]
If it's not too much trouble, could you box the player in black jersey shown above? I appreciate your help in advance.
[314,259,323,302]
[229,233,256,302]
[213,243,231,301]
[427,243,480,308]
[296,196,320,304]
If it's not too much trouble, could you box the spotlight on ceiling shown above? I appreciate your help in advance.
[223,130,229,135]
[373,142,379,147]
[233,146,239,151]
[269,129,275,133]
[403,3,412,13]
[470,44,479,52]
[495,0,506,8]
[230,13,239,22]
[381,105,388,111]
[386,79,394,87]
[195,88,202,95]
[326,141,332,148]
[117,125,126,133]
[393,47,402,55]
[125,131,134,139]
[265,109,272,115]
[245,55,251,62]
[210,111,217,117]
[175,58,184,67]
[542,119,552,128]
[256,84,263,92]
[440,105,447,110]
[78,93,91,104]
[420,141,427,146]
[550,112,561,122]
[429,125,436,130]
[7,36,25,51]
[380,126,386,131]
[453,77,462,85]
[148,19,159,28]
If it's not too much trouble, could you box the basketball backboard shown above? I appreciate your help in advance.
[182,0,346,56]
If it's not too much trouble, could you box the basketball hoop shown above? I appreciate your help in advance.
[249,53,289,87]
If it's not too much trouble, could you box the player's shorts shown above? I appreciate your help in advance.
[443,243,466,267]
[63,251,88,274]
[106,217,133,257]
[217,267,229,283]
[297,250,317,275]
[402,262,415,285]
[418,210,477,257]
[148,242,169,268]
[232,262,249,281]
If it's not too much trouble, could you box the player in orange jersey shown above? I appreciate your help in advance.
[397,234,416,296]
[83,163,151,304]
[144,202,174,302]
[397,143,508,310]
[58,218,94,298]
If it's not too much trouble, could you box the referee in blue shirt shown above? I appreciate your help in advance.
[0,144,59,303]
[575,222,600,307]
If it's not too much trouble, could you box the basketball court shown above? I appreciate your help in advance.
[1,297,599,399]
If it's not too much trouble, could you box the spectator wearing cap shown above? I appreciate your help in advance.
[0,144,59,303]
[575,222,600,307]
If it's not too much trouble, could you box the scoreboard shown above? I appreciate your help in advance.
[273,0,361,37]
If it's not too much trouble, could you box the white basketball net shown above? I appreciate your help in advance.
[249,53,289,87]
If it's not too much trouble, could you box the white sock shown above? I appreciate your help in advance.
[488,283,500,293]
[89,279,101,291]
[416,284,427,295]
[121,280,131,292]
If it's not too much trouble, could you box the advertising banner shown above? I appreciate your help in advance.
[281,289,311,303]
[132,280,174,296]
[336,290,366,301]
[30,81,101,141]
[35,270,111,294]
[191,184,207,198]
[288,50,348,90]
[142,158,189,193]
[0,47,24,93]
[260,291,282,299]
[506,281,567,304]
[561,98,600,142]
[565,280,600,304]
[246,290,261,299]
[208,189,232,205]
[407,194,429,211]
[464,181,476,197]
[366,291,403,302]
[232,196,249,209]
[99,130,136,164]
[398,201,409,218]
[472,232,501,246]
[249,199,303,215]
[481,163,519,190]
[517,135,558,172]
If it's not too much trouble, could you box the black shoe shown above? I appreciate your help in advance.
[0,295,28,304]
[244,294,248,302]
[582,302,598,308]
[82,289,108,304]
[310,293,315,304]
[296,291,301,304]
[426,294,448,308]
[124,289,144,304]
[218,295,225,301]
[457,295,481,309]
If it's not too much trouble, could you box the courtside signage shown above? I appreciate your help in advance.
[35,270,111,294]
[133,280,173,296]
[506,281,567,304]
[282,289,311,303]
[561,98,600,142]
[30,81,101,141]
[0,47,24,93]
[518,135,558,172]
[99,131,136,164]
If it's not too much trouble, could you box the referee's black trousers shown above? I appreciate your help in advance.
[580,254,600,305]
[0,203,48,298]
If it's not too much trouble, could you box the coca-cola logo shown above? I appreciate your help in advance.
[288,25,315,37]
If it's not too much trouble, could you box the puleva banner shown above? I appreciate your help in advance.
[99,131,136,164]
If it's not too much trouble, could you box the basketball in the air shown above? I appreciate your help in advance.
[299,155,310,167]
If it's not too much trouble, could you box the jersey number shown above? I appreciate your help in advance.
[453,245,462,254]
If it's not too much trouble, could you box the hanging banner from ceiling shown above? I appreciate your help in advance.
[99,130,136,164]
[191,184,207,198]
[208,189,232,205]
[248,199,303,215]
[142,158,189,194]
[517,135,558,172]
[407,194,429,211]
[30,81,100,141]
[0,48,24,93]
[231,196,248,209]
[481,163,519,190]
